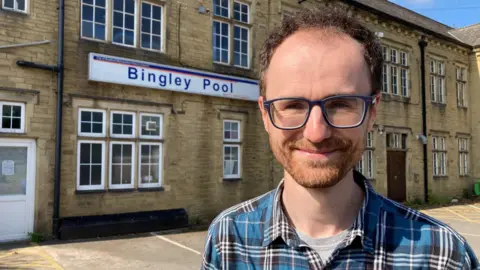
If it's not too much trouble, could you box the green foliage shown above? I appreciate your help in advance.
[28,232,45,243]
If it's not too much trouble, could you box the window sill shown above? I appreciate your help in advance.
[1,8,28,15]
[457,105,468,110]
[138,187,164,192]
[75,189,106,194]
[380,93,410,103]
[431,102,447,107]
[433,175,448,179]
[108,188,135,193]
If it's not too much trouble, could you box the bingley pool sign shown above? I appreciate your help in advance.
[88,53,259,101]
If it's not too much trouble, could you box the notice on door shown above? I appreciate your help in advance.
[2,160,15,176]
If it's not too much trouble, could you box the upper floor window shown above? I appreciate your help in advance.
[78,108,107,137]
[432,136,447,176]
[212,0,251,69]
[2,0,27,13]
[0,102,25,133]
[456,66,467,108]
[223,120,241,179]
[458,138,469,176]
[430,59,445,104]
[80,0,165,52]
[381,45,409,97]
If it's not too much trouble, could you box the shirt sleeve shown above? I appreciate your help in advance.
[463,241,480,270]
[201,225,221,270]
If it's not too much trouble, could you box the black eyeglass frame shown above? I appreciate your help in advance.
[262,94,378,130]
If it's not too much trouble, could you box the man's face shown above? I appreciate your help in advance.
[259,29,378,189]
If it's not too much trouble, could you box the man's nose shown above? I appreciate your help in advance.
[303,105,332,143]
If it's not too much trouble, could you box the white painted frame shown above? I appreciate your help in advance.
[140,1,165,53]
[0,102,25,134]
[223,144,241,179]
[138,142,163,188]
[80,0,108,41]
[78,108,107,137]
[233,1,249,23]
[212,20,231,65]
[233,24,250,69]
[0,139,36,242]
[110,110,136,138]
[139,113,163,140]
[109,141,135,189]
[2,0,28,13]
[76,140,106,191]
[223,119,240,142]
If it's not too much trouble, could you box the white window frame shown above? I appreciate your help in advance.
[109,141,135,189]
[78,108,107,137]
[112,0,138,48]
[430,59,446,104]
[432,136,447,176]
[140,1,164,52]
[2,0,27,13]
[456,66,467,108]
[223,144,241,179]
[110,111,136,138]
[357,131,374,179]
[233,24,250,69]
[223,120,241,142]
[138,142,163,188]
[233,1,249,23]
[139,113,163,139]
[381,46,409,97]
[213,0,229,18]
[213,20,231,65]
[390,65,398,95]
[0,101,25,133]
[382,63,389,93]
[80,0,107,41]
[458,138,469,176]
[76,140,106,191]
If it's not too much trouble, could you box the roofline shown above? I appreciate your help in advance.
[340,0,473,49]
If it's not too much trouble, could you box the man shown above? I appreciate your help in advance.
[202,7,479,270]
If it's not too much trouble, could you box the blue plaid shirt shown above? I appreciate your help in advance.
[201,171,479,269]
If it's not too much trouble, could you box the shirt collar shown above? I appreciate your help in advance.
[262,170,381,254]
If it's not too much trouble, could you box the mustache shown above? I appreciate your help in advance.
[287,137,353,152]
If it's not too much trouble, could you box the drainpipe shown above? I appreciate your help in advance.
[418,36,429,203]
[16,0,65,239]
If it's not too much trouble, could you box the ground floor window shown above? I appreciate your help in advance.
[223,120,241,179]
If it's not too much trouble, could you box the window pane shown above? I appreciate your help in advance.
[222,50,228,62]
[79,165,90,185]
[152,36,161,50]
[140,165,150,183]
[92,112,102,122]
[92,123,102,133]
[11,118,20,129]
[125,30,134,45]
[112,144,122,163]
[221,7,228,17]
[123,125,132,135]
[241,54,248,67]
[152,21,160,35]
[81,111,91,121]
[112,124,122,134]
[91,144,102,163]
[142,18,150,32]
[234,53,240,66]
[242,14,248,23]
[114,12,123,27]
[123,145,132,163]
[221,37,228,49]
[80,143,91,163]
[16,0,24,9]
[142,3,150,17]
[122,166,132,184]
[241,41,247,54]
[125,15,134,30]
[150,145,160,163]
[234,26,240,39]
[95,7,105,23]
[241,4,247,13]
[2,106,11,116]
[112,113,122,124]
[96,0,105,6]
[153,6,161,19]
[95,24,105,40]
[113,28,123,43]
[112,165,121,185]
[4,0,14,8]
[234,40,240,52]
[1,118,10,129]
[142,34,150,48]
[241,28,248,40]
[113,0,122,10]
[81,122,91,133]
[125,0,134,13]
[91,165,102,185]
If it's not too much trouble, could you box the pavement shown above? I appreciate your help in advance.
[0,202,479,269]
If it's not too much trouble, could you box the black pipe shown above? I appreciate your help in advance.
[16,60,59,72]
[52,0,65,239]
[418,36,428,203]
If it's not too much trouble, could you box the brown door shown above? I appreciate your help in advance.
[387,151,406,202]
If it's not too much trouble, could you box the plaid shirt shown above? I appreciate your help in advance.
[201,171,479,269]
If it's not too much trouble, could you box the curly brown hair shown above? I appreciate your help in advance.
[259,7,384,97]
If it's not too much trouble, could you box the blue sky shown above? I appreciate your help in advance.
[388,0,480,28]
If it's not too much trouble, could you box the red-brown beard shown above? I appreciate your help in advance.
[270,135,365,189]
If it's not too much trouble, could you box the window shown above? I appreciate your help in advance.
[138,143,162,188]
[78,108,106,137]
[458,138,469,176]
[141,2,163,51]
[223,120,241,179]
[77,141,105,191]
[111,111,135,138]
[81,0,106,40]
[430,59,445,104]
[456,66,467,108]
[76,109,164,191]
[140,113,162,139]
[432,136,447,176]
[381,46,409,97]
[0,102,25,133]
[386,132,406,150]
[2,0,26,13]
[356,132,374,179]
[212,0,251,68]
[112,0,136,47]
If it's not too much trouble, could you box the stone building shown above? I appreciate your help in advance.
[0,0,479,242]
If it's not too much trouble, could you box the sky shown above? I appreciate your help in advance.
[388,0,480,28]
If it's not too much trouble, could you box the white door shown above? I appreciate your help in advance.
[0,139,36,242]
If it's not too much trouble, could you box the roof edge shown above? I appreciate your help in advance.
[340,0,472,49]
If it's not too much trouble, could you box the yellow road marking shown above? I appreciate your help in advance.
[459,232,480,237]
[468,204,480,211]
[0,251,15,259]
[446,208,480,223]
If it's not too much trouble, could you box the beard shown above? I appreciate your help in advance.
[270,134,365,189]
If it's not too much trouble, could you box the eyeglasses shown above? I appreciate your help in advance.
[262,94,377,130]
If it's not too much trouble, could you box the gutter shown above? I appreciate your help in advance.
[15,0,65,239]
[418,36,429,203]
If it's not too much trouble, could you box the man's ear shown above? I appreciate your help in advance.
[258,96,270,133]
[367,93,380,132]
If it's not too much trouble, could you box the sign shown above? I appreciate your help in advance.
[88,53,260,101]
[2,160,14,176]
